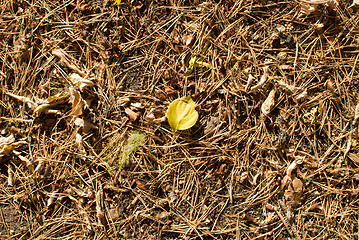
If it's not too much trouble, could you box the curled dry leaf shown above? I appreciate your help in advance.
[351,0,359,7]
[307,203,322,212]
[261,89,276,116]
[276,79,300,92]
[250,66,269,92]
[0,135,26,160]
[47,190,59,207]
[34,92,69,114]
[34,158,45,175]
[153,116,167,123]
[69,73,94,91]
[74,117,97,132]
[69,88,84,116]
[291,178,304,193]
[294,89,308,102]
[145,112,155,122]
[245,74,254,92]
[281,175,291,190]
[125,108,138,121]
[300,3,318,15]
[76,133,86,156]
[286,161,298,177]
[284,177,304,207]
[300,0,338,15]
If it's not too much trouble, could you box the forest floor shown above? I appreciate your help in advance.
[1,0,359,239]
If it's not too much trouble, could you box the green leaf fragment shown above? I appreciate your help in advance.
[119,131,146,169]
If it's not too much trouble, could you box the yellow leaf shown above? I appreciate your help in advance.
[167,96,199,131]
[114,0,121,5]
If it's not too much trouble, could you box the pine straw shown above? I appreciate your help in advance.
[1,0,359,239]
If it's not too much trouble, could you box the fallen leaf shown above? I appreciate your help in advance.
[276,79,300,92]
[281,175,291,190]
[74,117,97,132]
[136,179,147,190]
[69,73,94,91]
[125,108,138,121]
[0,135,26,160]
[76,133,86,156]
[156,211,170,220]
[167,96,199,131]
[244,213,257,224]
[351,0,359,7]
[300,3,317,15]
[261,89,276,116]
[294,89,308,102]
[291,178,303,193]
[251,66,269,92]
[286,161,298,176]
[307,203,322,212]
[69,87,84,116]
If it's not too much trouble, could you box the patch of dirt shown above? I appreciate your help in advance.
[0,204,31,239]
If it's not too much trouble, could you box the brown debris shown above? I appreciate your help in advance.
[1,1,359,239]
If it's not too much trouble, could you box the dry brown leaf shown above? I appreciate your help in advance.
[294,89,308,102]
[300,3,318,15]
[291,178,303,193]
[307,203,322,212]
[281,175,291,190]
[75,133,86,156]
[6,92,37,110]
[261,89,276,116]
[153,116,167,123]
[351,0,359,7]
[0,135,26,160]
[52,49,85,76]
[300,0,338,15]
[69,73,94,91]
[286,161,298,176]
[182,35,193,46]
[34,158,45,175]
[251,66,269,92]
[74,117,97,132]
[245,74,254,92]
[276,79,300,92]
[69,87,85,116]
[125,108,138,121]
[285,177,304,207]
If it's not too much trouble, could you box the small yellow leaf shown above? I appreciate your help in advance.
[114,0,121,5]
[167,96,199,131]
